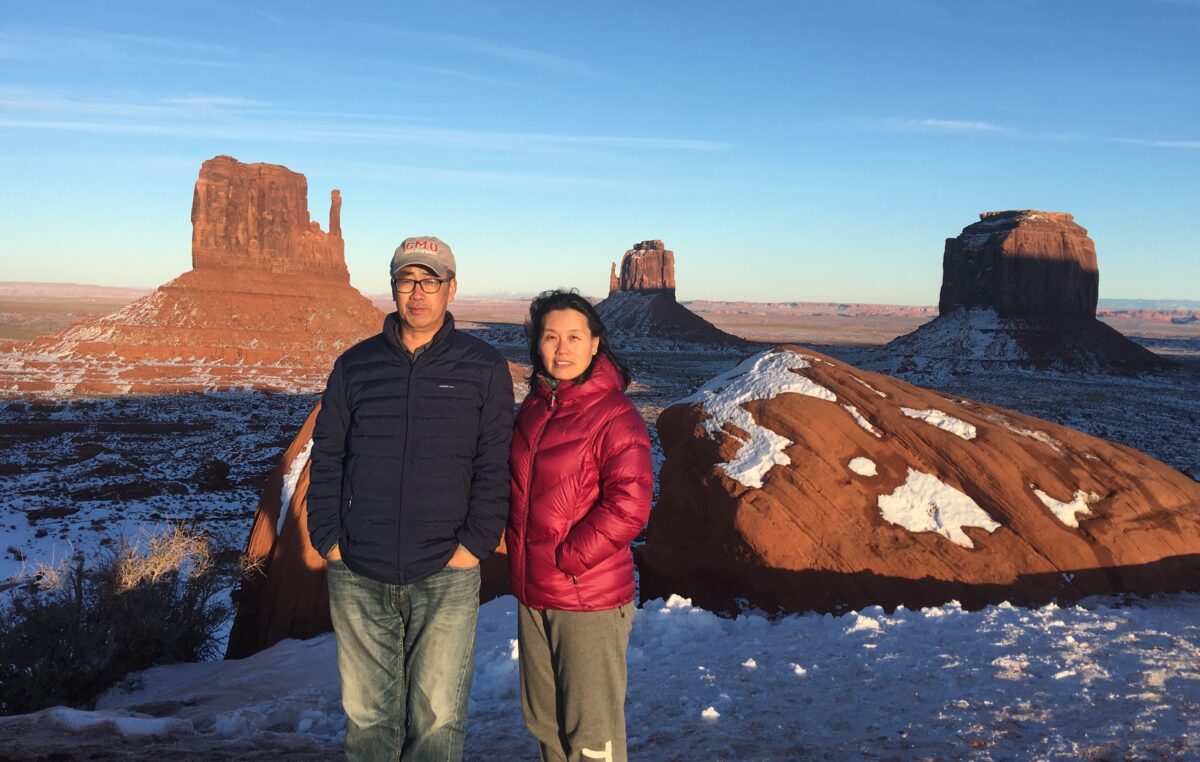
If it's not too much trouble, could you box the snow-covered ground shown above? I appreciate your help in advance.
[2,330,1199,758]
[2,592,1198,759]
[0,392,316,585]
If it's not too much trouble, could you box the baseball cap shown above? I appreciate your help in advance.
[390,236,457,279]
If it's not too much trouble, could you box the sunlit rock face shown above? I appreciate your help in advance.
[597,240,749,351]
[637,346,1200,614]
[0,156,383,397]
[866,210,1168,377]
[191,155,348,279]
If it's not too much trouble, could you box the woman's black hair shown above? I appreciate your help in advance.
[525,288,632,390]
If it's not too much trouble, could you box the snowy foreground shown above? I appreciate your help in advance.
[3,593,1199,760]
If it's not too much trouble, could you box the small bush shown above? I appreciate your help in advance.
[0,525,233,716]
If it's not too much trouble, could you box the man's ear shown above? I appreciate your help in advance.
[447,278,458,303]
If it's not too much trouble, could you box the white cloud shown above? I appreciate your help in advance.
[876,117,1017,134]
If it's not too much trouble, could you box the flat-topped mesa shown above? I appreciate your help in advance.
[939,210,1098,321]
[865,209,1167,377]
[191,155,348,280]
[610,239,676,296]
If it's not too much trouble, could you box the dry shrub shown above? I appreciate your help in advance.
[0,525,233,716]
[116,525,212,591]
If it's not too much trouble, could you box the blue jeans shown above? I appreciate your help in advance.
[327,560,481,762]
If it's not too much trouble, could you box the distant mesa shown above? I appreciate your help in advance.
[609,239,676,296]
[637,346,1200,615]
[865,210,1169,377]
[0,155,383,397]
[596,240,750,350]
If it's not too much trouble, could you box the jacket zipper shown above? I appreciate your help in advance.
[398,355,417,579]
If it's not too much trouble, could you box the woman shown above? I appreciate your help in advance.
[506,289,653,762]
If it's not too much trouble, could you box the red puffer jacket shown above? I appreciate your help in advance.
[506,353,653,611]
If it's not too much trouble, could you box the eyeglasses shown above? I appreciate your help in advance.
[392,277,451,294]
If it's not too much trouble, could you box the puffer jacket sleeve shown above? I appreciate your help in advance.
[307,359,349,557]
[455,357,516,561]
[555,401,652,577]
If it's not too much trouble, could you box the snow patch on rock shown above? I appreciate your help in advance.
[843,404,882,438]
[901,407,977,440]
[986,413,1063,453]
[848,457,878,477]
[877,468,1000,548]
[850,374,887,397]
[677,349,837,488]
[278,439,313,535]
[1031,486,1100,528]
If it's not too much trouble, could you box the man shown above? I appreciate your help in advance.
[307,236,514,761]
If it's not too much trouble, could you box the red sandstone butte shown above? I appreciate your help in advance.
[637,346,1200,614]
[598,240,748,349]
[227,362,529,658]
[0,156,383,397]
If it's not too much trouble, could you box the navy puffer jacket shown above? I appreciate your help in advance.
[307,312,514,585]
[506,353,653,611]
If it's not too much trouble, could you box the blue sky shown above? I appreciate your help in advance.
[1,0,1196,303]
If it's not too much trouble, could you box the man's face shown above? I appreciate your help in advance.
[393,265,456,335]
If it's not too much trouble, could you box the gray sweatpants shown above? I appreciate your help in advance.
[517,603,634,762]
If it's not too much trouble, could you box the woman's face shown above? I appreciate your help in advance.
[539,308,600,382]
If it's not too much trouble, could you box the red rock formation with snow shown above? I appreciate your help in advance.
[597,240,749,350]
[637,346,1200,614]
[0,156,383,397]
[227,362,529,658]
[867,210,1167,376]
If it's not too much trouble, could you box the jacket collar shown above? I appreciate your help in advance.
[533,352,622,403]
[382,311,456,357]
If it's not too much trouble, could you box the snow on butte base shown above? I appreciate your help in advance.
[1032,485,1100,528]
[676,349,836,488]
[877,468,1000,548]
[900,407,977,440]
